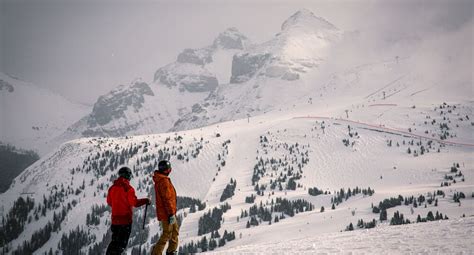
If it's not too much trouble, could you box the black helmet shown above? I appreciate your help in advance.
[118,167,132,180]
[158,160,172,173]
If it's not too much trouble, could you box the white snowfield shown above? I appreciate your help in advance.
[209,217,474,254]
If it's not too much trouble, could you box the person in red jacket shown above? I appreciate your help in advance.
[152,160,178,255]
[106,167,150,255]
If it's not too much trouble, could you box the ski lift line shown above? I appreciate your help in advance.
[410,88,430,97]
[364,75,406,99]
[20,192,35,194]
[342,56,410,75]
[358,127,413,138]
[383,84,408,99]
[293,116,474,147]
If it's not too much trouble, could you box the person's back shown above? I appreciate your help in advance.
[106,167,149,255]
[153,172,177,221]
[108,177,139,224]
[152,160,179,255]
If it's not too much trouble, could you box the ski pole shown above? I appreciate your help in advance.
[142,203,148,230]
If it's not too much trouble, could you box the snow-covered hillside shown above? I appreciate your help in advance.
[1,92,472,253]
[0,72,90,155]
[210,217,474,254]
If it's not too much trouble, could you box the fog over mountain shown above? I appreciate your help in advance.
[1,0,471,104]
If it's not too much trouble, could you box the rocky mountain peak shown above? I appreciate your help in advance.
[0,79,15,93]
[213,27,249,50]
[177,48,213,66]
[85,81,154,132]
[281,9,338,32]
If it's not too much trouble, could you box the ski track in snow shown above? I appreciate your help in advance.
[293,116,474,147]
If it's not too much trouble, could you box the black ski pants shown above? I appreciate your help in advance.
[106,224,132,255]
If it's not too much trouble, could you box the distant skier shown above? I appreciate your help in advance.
[106,167,150,255]
[152,160,179,255]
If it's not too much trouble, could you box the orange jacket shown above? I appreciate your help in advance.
[153,171,177,221]
[107,177,148,225]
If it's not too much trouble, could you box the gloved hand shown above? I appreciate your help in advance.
[144,198,151,205]
[168,215,176,224]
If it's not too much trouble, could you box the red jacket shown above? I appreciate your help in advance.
[153,172,177,221]
[107,177,148,225]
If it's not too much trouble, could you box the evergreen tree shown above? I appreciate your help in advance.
[426,211,434,221]
[380,209,387,221]
[218,237,226,247]
[346,222,354,231]
[209,239,217,251]
[200,236,208,252]
[220,179,237,202]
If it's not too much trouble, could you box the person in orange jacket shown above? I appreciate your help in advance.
[106,167,150,255]
[152,160,179,255]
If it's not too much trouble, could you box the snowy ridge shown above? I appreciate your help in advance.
[230,8,342,84]
[0,72,90,155]
[212,27,250,50]
[281,9,338,32]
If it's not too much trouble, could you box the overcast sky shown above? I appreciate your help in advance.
[1,0,472,104]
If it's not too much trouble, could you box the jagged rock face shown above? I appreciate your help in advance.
[172,104,210,130]
[67,27,249,140]
[191,103,204,113]
[213,27,249,50]
[230,53,271,83]
[0,79,14,92]
[81,122,141,137]
[177,48,213,65]
[182,76,218,92]
[172,10,344,131]
[155,27,249,92]
[86,82,154,128]
[154,63,218,93]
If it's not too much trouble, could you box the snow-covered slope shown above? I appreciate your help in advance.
[210,217,474,254]
[0,72,90,155]
[1,91,472,253]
